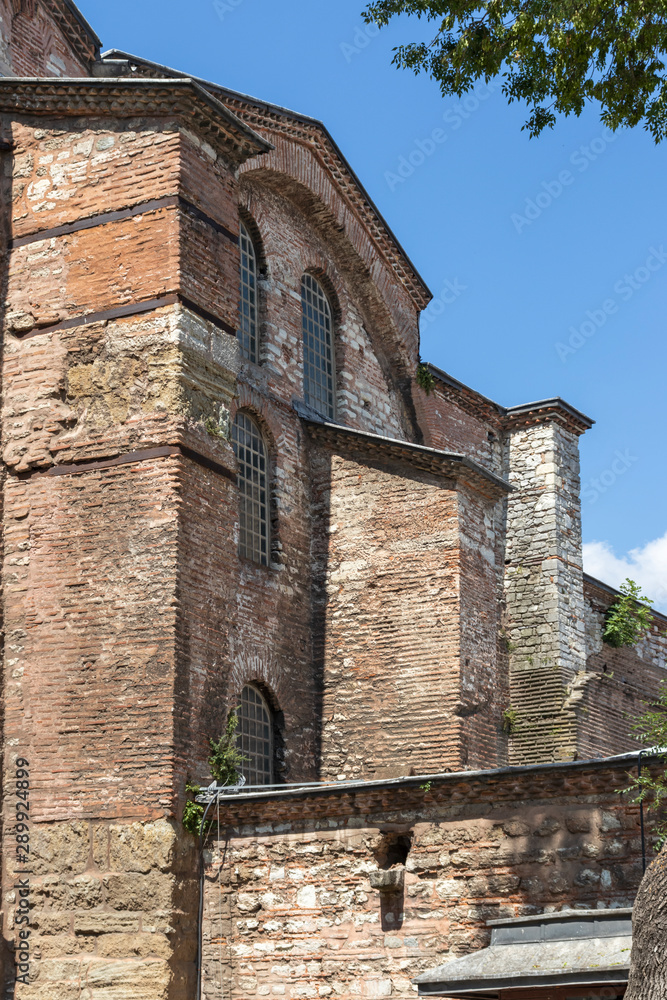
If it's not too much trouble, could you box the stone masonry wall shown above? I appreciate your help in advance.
[201,757,649,1000]
[0,111,245,997]
[504,420,588,764]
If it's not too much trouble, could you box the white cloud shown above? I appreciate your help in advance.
[583,533,667,614]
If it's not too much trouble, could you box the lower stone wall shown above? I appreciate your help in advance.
[4,819,197,999]
[202,756,650,1000]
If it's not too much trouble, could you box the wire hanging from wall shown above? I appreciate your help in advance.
[196,779,245,1000]
[217,799,224,999]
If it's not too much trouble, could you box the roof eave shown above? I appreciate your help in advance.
[98,49,432,308]
[0,77,271,161]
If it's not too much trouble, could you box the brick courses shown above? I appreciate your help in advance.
[200,757,651,1000]
[0,0,99,78]
[2,7,667,999]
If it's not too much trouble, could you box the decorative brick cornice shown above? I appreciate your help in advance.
[100,50,432,311]
[210,751,647,824]
[427,366,594,437]
[295,403,512,501]
[51,0,101,68]
[504,398,595,436]
[0,78,272,164]
[427,364,506,428]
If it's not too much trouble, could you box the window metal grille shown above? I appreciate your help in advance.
[237,685,273,786]
[238,221,258,363]
[301,273,335,418]
[232,412,269,565]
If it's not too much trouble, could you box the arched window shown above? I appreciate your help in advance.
[301,273,335,419]
[231,412,269,566]
[237,684,274,786]
[238,220,258,363]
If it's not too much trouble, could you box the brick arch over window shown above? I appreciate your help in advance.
[239,165,425,442]
[239,134,430,314]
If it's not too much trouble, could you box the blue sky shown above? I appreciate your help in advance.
[78,0,667,607]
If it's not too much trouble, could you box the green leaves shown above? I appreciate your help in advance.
[182,710,249,837]
[415,361,436,394]
[603,578,653,648]
[363,0,667,141]
[208,709,249,788]
[624,681,667,850]
[182,794,205,837]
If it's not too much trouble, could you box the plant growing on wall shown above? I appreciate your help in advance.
[624,682,667,850]
[502,706,518,735]
[182,710,248,836]
[415,361,435,395]
[603,578,653,648]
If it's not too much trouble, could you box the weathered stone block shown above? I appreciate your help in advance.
[31,822,90,875]
[73,913,142,935]
[108,820,176,875]
[103,871,174,912]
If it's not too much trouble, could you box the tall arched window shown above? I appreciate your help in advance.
[237,685,274,786]
[301,273,335,419]
[238,221,258,363]
[231,412,269,566]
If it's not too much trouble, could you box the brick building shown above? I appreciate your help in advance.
[1,2,666,998]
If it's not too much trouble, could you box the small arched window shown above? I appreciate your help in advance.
[301,273,335,419]
[231,412,269,566]
[237,684,274,786]
[238,221,258,363]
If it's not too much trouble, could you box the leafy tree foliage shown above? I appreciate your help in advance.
[623,684,667,998]
[603,578,653,647]
[362,1,667,141]
[208,710,248,787]
[182,710,248,836]
[626,681,667,849]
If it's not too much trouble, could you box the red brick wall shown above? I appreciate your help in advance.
[579,578,667,759]
[240,131,422,377]
[3,457,181,820]
[239,177,416,441]
[0,0,97,78]
[309,441,506,780]
[172,430,320,793]
[416,382,503,475]
[458,487,510,768]
[9,122,182,241]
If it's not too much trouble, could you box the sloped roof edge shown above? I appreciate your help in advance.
[294,401,512,500]
[100,49,432,308]
[61,0,102,49]
[584,573,667,623]
[414,909,632,997]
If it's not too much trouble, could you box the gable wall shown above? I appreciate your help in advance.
[0,0,96,78]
